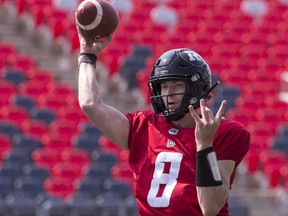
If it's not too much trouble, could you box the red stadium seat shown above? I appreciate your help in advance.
[36,95,65,111]
[51,162,85,183]
[40,134,72,150]
[28,3,52,27]
[56,106,88,123]
[17,80,50,100]
[0,106,29,124]
[49,120,80,140]
[259,150,288,188]
[46,82,76,100]
[0,80,17,106]
[98,135,122,155]
[19,119,49,138]
[60,149,90,169]
[32,148,60,169]
[0,134,12,164]
[26,69,54,84]
[111,162,134,185]
[43,176,75,199]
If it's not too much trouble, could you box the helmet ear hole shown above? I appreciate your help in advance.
[202,84,209,94]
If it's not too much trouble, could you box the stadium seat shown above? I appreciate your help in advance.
[78,122,103,140]
[59,148,90,168]
[37,196,70,216]
[228,196,250,216]
[3,149,32,167]
[28,2,52,27]
[90,150,119,169]
[67,192,98,216]
[19,119,49,138]
[36,95,65,111]
[72,134,100,153]
[83,163,112,182]
[40,134,72,150]
[43,176,75,199]
[0,134,12,163]
[11,55,35,72]
[11,94,35,110]
[258,150,287,187]
[0,177,14,198]
[102,178,133,199]
[18,80,49,100]
[49,120,79,140]
[2,67,26,85]
[271,134,288,155]
[29,107,56,124]
[46,82,75,100]
[211,85,240,114]
[14,176,44,197]
[56,106,87,123]
[32,148,61,170]
[0,197,9,215]
[111,162,134,184]
[0,121,19,137]
[123,194,139,216]
[23,68,54,82]
[1,106,29,124]
[0,80,17,101]
[51,162,85,183]
[5,191,37,216]
[75,177,103,198]
[98,135,122,155]
[0,162,23,181]
[94,192,126,216]
[12,133,42,152]
[22,163,50,183]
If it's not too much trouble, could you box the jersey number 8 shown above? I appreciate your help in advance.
[147,152,183,207]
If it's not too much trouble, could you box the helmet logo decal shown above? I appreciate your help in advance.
[184,51,202,62]
[168,128,179,135]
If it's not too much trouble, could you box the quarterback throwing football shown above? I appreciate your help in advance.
[77,28,250,216]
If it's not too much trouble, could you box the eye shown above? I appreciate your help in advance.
[175,82,185,89]
[161,84,168,90]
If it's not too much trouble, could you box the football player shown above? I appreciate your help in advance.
[77,30,250,216]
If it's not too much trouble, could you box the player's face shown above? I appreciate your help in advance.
[160,80,186,111]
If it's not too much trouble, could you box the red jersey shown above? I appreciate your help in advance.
[125,110,250,216]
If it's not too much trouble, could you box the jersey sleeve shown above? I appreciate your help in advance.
[214,120,250,167]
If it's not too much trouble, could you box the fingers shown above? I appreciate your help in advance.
[190,99,225,125]
[215,100,226,121]
[189,105,202,124]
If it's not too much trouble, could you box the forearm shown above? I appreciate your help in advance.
[196,183,228,216]
[195,147,229,216]
[78,62,102,114]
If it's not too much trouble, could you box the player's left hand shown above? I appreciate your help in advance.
[189,99,226,150]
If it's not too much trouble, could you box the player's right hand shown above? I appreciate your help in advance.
[76,25,113,56]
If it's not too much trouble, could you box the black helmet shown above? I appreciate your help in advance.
[148,48,218,121]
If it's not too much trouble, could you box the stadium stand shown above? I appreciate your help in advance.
[1,0,288,215]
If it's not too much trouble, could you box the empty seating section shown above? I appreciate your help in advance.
[1,0,288,214]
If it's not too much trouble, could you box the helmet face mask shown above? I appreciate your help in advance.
[148,48,215,121]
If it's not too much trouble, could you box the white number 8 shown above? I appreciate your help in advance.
[147,152,183,207]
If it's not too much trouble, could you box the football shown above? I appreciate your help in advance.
[75,0,119,39]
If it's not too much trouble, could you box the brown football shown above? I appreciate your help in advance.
[75,0,119,39]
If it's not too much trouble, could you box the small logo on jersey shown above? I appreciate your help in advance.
[169,128,179,135]
[167,139,176,147]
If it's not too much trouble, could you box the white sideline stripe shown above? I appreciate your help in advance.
[76,0,103,30]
